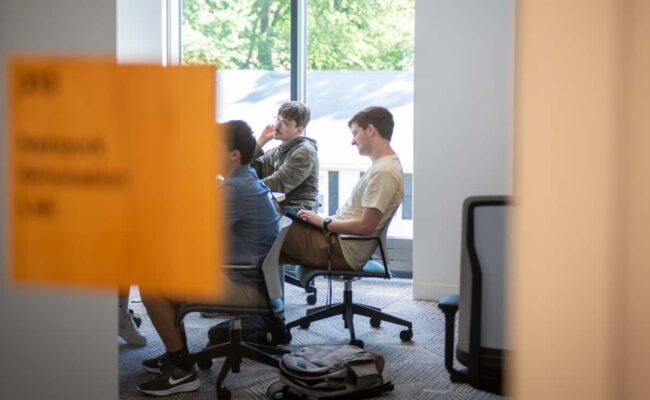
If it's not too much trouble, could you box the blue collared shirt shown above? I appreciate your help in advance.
[224,166,280,265]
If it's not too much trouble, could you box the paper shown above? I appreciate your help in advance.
[9,57,223,299]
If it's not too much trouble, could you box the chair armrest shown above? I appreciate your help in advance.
[340,235,380,241]
[438,294,459,314]
[436,294,469,383]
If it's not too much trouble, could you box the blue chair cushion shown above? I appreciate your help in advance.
[362,260,386,274]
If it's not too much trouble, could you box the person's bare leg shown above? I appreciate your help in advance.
[142,295,184,352]
[136,296,198,396]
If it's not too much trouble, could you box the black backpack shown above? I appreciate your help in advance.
[266,345,394,400]
[208,315,291,346]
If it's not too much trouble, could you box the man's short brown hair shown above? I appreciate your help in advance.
[347,106,394,141]
[278,101,311,128]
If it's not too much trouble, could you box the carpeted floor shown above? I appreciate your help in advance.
[119,278,504,399]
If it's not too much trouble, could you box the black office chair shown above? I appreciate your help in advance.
[286,216,413,348]
[438,196,512,395]
[176,217,292,400]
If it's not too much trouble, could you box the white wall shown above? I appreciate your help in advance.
[117,0,164,64]
[413,0,515,300]
[0,1,118,399]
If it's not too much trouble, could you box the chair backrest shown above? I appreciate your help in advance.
[261,216,292,300]
[458,196,512,356]
[369,208,398,268]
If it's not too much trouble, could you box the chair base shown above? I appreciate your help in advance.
[189,326,290,399]
[287,279,413,347]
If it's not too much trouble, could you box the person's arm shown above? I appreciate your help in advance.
[251,151,266,179]
[262,144,316,193]
[297,207,382,237]
[257,124,275,148]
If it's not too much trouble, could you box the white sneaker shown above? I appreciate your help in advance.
[119,312,147,347]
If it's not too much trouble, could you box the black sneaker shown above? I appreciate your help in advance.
[136,366,200,396]
[142,353,171,374]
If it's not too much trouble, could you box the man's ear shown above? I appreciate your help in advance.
[230,149,241,162]
[296,126,305,135]
[367,124,377,137]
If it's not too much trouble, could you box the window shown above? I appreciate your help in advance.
[180,0,414,238]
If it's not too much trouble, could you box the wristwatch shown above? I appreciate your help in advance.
[322,217,332,232]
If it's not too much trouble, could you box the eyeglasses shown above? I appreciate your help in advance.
[274,116,291,128]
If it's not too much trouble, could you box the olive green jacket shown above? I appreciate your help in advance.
[252,137,319,211]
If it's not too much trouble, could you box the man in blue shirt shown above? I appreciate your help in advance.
[136,120,279,397]
[224,121,280,266]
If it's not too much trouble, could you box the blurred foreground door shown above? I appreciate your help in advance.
[512,0,650,399]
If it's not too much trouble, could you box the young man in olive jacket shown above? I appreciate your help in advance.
[253,101,320,211]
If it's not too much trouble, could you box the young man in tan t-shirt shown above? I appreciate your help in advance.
[280,106,404,271]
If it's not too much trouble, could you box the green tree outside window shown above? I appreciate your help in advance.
[182,0,414,71]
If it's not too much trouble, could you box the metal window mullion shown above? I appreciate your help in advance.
[165,0,182,66]
[291,0,307,103]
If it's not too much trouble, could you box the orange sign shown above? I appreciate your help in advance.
[9,58,223,299]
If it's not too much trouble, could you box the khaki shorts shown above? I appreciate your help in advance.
[280,222,353,270]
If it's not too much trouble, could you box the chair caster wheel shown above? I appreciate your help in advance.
[300,321,311,330]
[197,358,213,370]
[370,317,381,328]
[306,294,317,305]
[217,387,231,400]
[400,329,413,342]
[350,339,364,348]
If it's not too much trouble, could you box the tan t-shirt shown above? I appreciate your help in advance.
[335,154,404,269]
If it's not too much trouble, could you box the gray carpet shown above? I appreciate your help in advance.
[119,278,504,399]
